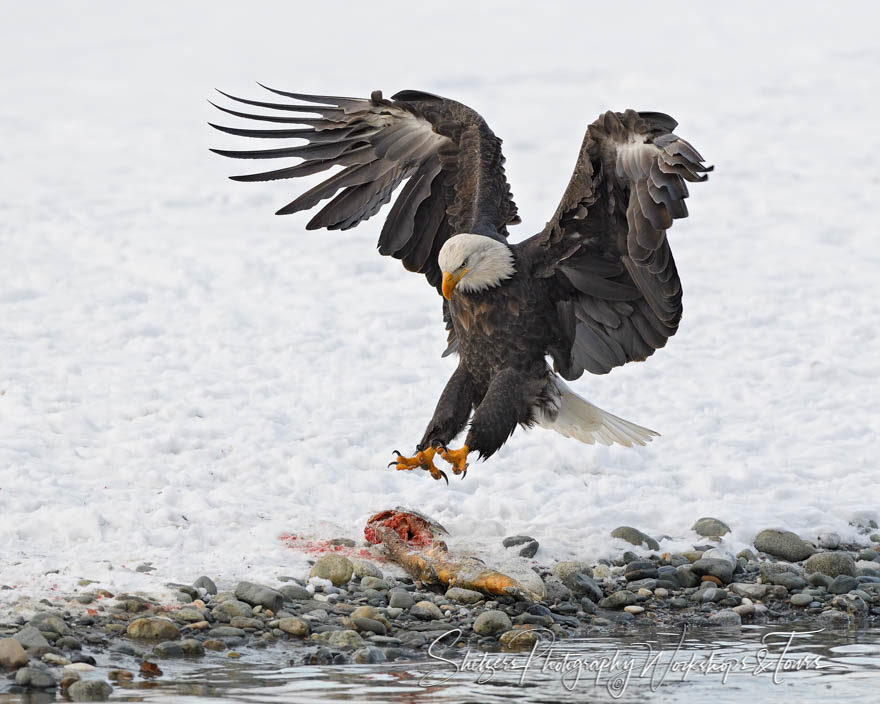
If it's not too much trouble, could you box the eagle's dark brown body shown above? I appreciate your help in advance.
[420,261,564,458]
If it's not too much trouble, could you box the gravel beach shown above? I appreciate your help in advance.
[4,518,880,698]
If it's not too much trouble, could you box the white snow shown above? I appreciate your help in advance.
[1,2,879,604]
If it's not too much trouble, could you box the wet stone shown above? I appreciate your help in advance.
[769,573,807,590]
[502,535,539,558]
[708,609,742,627]
[473,610,512,636]
[310,555,354,586]
[312,629,365,649]
[445,587,483,604]
[791,593,814,607]
[16,666,57,688]
[676,565,700,588]
[829,575,860,594]
[352,617,386,636]
[625,561,658,582]
[352,560,383,579]
[542,579,572,605]
[353,646,386,664]
[360,576,386,591]
[29,613,70,636]
[234,582,283,612]
[611,526,660,551]
[599,590,637,609]
[805,552,856,578]
[411,601,443,620]
[208,626,247,638]
[691,558,734,584]
[153,641,185,658]
[126,618,181,641]
[67,679,113,701]
[280,584,312,601]
[818,533,841,550]
[754,529,814,561]
[692,517,731,537]
[14,626,51,650]
[193,576,218,595]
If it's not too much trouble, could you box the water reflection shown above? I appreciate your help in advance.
[3,624,879,703]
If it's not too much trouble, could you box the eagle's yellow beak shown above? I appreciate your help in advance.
[442,269,467,300]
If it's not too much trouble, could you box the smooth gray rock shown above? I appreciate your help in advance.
[279,617,310,636]
[193,576,218,595]
[234,581,283,612]
[692,558,734,584]
[14,626,51,650]
[692,517,731,537]
[542,578,572,604]
[212,599,253,620]
[817,533,841,550]
[790,593,814,607]
[502,535,539,558]
[280,584,312,601]
[352,617,386,636]
[388,589,415,609]
[611,526,660,551]
[310,555,354,586]
[360,576,386,590]
[152,641,185,658]
[553,560,593,584]
[473,610,512,636]
[312,629,364,649]
[15,666,57,688]
[599,590,636,609]
[730,583,767,599]
[675,565,700,588]
[805,552,856,578]
[208,626,247,638]
[352,560,383,579]
[445,587,483,604]
[68,679,113,701]
[754,529,814,561]
[353,646,387,664]
[29,613,70,636]
[571,574,604,602]
[180,639,205,656]
[769,573,806,590]
[410,601,443,620]
[708,609,742,627]
[829,575,859,594]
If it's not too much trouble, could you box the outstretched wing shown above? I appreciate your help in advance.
[518,109,711,378]
[210,86,519,293]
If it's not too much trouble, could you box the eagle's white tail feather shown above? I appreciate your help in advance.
[536,377,657,448]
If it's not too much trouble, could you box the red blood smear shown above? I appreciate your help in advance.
[363,510,436,548]
[279,533,384,561]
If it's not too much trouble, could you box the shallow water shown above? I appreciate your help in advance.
[4,623,879,703]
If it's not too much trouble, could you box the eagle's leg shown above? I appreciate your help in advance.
[459,367,533,465]
[390,365,474,482]
[390,447,447,482]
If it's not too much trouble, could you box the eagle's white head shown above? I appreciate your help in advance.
[437,234,516,300]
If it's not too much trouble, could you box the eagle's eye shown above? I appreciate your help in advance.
[460,258,469,270]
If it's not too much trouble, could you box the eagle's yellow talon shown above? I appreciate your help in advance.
[391,447,446,481]
[439,445,470,476]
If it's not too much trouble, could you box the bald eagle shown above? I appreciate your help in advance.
[211,87,710,482]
